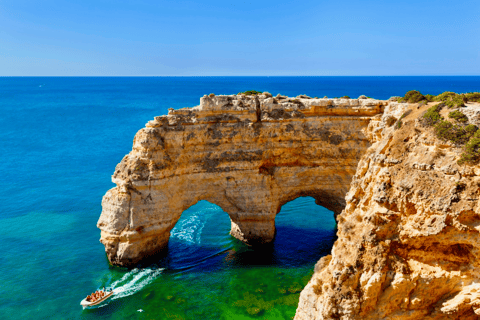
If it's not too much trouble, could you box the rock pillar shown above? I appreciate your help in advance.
[230,217,276,245]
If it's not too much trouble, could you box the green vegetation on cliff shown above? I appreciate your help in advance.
[422,104,480,164]
[398,90,427,103]
[238,90,263,96]
[423,103,444,125]
[459,132,480,165]
[449,110,469,123]
[399,90,479,108]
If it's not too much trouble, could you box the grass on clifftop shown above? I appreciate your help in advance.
[238,90,263,96]
[422,104,480,164]
[399,90,480,108]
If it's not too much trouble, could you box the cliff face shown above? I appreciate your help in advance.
[296,102,480,319]
[97,94,385,267]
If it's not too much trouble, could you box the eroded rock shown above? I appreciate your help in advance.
[295,102,480,320]
[97,95,386,267]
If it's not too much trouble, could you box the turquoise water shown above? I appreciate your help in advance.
[1,77,479,320]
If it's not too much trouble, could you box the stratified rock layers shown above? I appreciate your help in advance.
[295,102,480,319]
[97,94,385,267]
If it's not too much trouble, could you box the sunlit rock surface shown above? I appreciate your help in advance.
[295,102,480,319]
[97,94,385,267]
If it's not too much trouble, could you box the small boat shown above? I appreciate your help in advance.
[80,290,114,307]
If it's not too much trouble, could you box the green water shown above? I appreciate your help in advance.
[74,198,336,320]
[83,264,314,320]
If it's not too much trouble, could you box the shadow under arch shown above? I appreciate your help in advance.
[223,196,337,269]
[144,196,337,272]
[276,189,345,220]
[273,196,337,267]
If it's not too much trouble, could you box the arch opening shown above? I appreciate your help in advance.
[165,200,232,269]
[157,196,337,270]
[272,196,337,267]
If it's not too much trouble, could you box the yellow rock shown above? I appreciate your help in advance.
[97,95,385,267]
[295,102,480,319]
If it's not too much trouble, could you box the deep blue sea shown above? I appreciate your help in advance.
[1,77,479,320]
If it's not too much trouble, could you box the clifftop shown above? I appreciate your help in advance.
[144,94,386,128]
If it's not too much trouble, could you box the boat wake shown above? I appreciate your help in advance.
[110,267,165,300]
[170,212,205,244]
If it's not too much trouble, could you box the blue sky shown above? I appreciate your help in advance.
[0,0,479,76]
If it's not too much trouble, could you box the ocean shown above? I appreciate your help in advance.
[0,76,479,320]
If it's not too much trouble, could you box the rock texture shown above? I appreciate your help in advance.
[295,102,480,319]
[97,94,386,267]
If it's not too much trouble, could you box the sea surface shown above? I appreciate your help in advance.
[0,76,479,320]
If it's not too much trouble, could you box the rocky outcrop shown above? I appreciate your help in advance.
[295,102,480,319]
[97,94,386,267]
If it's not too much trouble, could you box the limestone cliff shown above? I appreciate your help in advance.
[97,93,385,267]
[295,102,480,319]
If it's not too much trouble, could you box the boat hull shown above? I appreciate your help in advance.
[80,291,114,307]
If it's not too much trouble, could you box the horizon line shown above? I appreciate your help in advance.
[1,75,480,78]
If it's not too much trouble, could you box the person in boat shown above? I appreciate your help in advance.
[85,288,111,304]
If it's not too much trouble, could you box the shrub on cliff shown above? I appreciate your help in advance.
[238,90,262,96]
[398,90,426,103]
[434,121,455,142]
[398,90,479,106]
[444,96,465,108]
[341,96,350,99]
[396,110,412,129]
[434,121,476,144]
[465,124,479,137]
[420,99,480,164]
[465,92,480,102]
[433,121,477,144]
[448,110,468,123]
[458,133,480,165]
[435,91,465,108]
[422,104,444,126]
[435,91,457,102]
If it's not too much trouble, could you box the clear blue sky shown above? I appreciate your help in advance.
[0,0,479,76]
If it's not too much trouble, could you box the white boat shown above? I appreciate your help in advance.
[80,291,114,307]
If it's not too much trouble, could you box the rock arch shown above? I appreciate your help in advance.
[98,94,386,267]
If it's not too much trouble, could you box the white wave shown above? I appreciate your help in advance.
[106,267,164,300]
[170,213,205,244]
[170,202,223,244]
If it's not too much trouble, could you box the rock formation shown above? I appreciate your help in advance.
[97,93,385,267]
[295,102,480,319]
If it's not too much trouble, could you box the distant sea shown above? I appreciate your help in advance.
[1,77,479,320]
